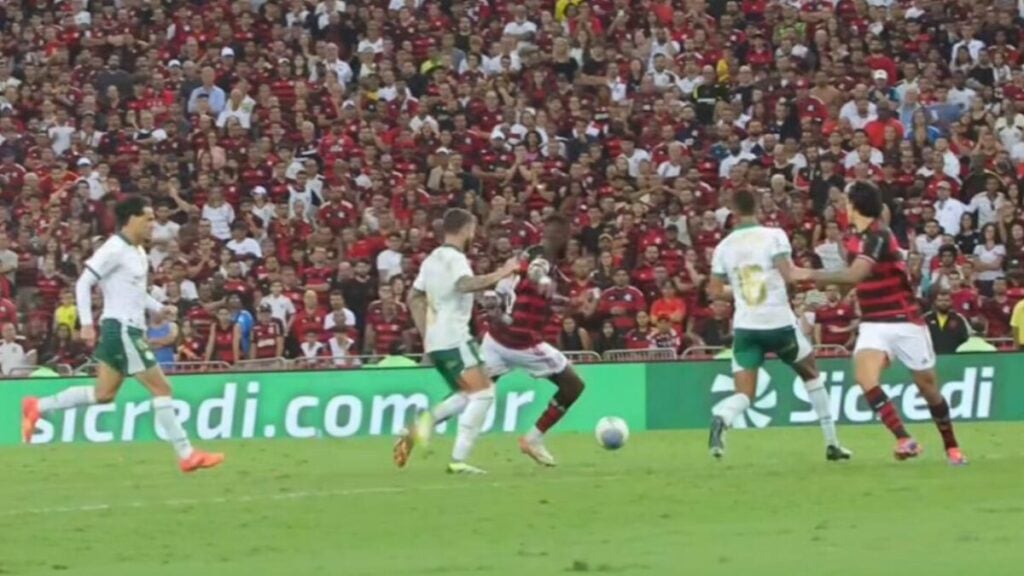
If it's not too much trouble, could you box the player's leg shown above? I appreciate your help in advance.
[853,324,919,460]
[519,344,577,467]
[709,329,760,458]
[897,325,966,465]
[785,327,851,461]
[133,365,224,472]
[127,324,224,472]
[448,356,496,474]
[23,320,128,443]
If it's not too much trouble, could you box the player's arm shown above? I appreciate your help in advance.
[707,246,733,299]
[804,256,872,285]
[455,258,520,293]
[408,288,428,336]
[232,324,241,364]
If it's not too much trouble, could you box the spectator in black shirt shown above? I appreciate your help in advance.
[925,290,970,354]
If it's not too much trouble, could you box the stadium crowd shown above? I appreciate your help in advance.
[3,0,1024,375]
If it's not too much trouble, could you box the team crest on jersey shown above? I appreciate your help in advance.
[625,294,633,302]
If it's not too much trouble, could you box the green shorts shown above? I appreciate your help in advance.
[427,340,482,391]
[731,325,812,374]
[94,319,158,376]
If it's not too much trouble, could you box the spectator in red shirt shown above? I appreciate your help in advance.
[624,311,653,350]
[814,285,859,349]
[598,268,647,332]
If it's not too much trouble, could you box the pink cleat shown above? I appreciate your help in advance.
[946,447,969,466]
[21,397,40,444]
[179,450,225,473]
[894,438,923,461]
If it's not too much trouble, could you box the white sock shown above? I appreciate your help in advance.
[712,393,751,427]
[152,396,194,460]
[452,387,495,463]
[38,386,97,413]
[431,393,468,425]
[804,376,839,447]
[525,426,543,443]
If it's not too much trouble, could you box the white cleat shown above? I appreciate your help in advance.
[447,462,487,475]
[519,436,557,467]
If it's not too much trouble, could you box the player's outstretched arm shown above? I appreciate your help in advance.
[75,269,99,345]
[454,258,520,293]
[793,257,873,286]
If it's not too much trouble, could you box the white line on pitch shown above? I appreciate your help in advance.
[1,474,621,518]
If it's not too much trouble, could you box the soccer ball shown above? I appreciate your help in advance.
[595,417,629,450]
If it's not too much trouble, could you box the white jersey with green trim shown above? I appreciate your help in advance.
[413,244,475,353]
[710,224,797,330]
[84,233,152,329]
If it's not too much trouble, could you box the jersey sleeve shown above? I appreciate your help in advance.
[858,229,891,263]
[771,229,793,261]
[84,240,119,279]
[412,266,427,292]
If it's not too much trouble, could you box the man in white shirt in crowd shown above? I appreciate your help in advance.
[502,6,536,47]
[226,223,262,260]
[0,323,33,375]
[201,189,235,241]
[814,221,848,272]
[216,87,254,130]
[376,233,405,282]
[914,219,944,269]
[970,176,1007,227]
[323,290,357,332]
[934,181,968,236]
[260,280,297,326]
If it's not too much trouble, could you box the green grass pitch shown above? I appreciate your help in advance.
[2,424,1023,576]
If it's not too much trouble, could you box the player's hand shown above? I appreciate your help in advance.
[81,325,97,347]
[497,258,521,279]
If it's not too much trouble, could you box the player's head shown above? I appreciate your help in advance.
[442,208,476,249]
[115,196,154,242]
[845,182,883,229]
[731,188,758,219]
[542,213,571,253]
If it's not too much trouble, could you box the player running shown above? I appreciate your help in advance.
[410,214,587,468]
[707,189,851,461]
[396,208,519,474]
[791,182,967,465]
[21,197,224,473]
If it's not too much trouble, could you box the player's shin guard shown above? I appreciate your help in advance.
[153,396,194,460]
[528,377,584,440]
[803,376,839,447]
[37,386,97,413]
[864,386,910,439]
[452,386,495,463]
[431,392,468,425]
[928,398,959,450]
[711,393,750,427]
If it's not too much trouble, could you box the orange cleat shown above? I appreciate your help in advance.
[894,438,923,461]
[393,432,414,468]
[21,397,40,444]
[179,450,225,473]
[946,447,969,466]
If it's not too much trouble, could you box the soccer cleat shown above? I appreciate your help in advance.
[179,450,225,473]
[826,445,853,461]
[447,461,487,475]
[21,397,40,444]
[946,447,969,466]
[393,430,414,469]
[708,415,726,459]
[518,436,557,467]
[894,438,923,461]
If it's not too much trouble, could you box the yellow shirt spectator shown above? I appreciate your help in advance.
[555,0,584,21]
[54,304,78,331]
[1010,299,1024,347]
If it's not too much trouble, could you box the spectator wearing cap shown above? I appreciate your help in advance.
[926,290,970,355]
[187,67,227,115]
[250,186,275,225]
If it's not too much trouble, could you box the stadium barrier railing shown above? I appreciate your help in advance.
[564,351,602,363]
[602,348,678,362]
[985,337,1014,351]
[679,346,726,359]
[4,364,74,377]
[234,357,290,371]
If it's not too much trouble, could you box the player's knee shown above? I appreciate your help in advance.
[94,388,117,404]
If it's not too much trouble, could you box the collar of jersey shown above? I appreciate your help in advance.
[442,243,464,253]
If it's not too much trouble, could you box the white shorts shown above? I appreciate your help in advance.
[854,322,936,372]
[481,333,569,378]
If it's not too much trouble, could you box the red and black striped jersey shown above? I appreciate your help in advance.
[251,321,283,359]
[489,246,567,350]
[851,222,922,323]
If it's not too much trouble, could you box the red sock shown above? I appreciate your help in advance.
[864,387,910,440]
[928,399,959,449]
[535,401,567,433]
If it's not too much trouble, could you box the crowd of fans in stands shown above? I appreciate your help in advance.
[4,0,1024,374]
